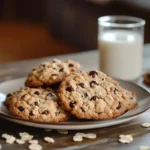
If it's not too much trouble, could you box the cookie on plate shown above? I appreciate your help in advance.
[122,90,137,110]
[25,59,81,87]
[143,71,150,86]
[4,88,69,123]
[58,71,129,120]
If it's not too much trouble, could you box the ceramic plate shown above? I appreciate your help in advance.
[0,77,149,130]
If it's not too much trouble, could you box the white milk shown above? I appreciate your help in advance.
[98,30,143,80]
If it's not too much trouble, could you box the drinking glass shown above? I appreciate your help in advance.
[98,16,145,80]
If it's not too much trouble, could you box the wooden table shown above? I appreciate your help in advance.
[0,45,149,150]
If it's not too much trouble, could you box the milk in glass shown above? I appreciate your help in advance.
[98,30,143,80]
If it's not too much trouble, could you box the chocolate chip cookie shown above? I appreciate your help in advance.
[58,71,129,120]
[4,88,69,123]
[25,59,81,87]
[123,90,137,110]
[143,71,150,86]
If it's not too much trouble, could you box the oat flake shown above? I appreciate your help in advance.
[73,135,83,142]
[16,139,25,144]
[57,130,68,135]
[28,144,42,150]
[119,134,133,144]
[141,123,150,128]
[29,140,38,144]
[83,133,96,139]
[44,137,54,143]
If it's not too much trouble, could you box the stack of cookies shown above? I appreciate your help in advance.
[4,59,137,123]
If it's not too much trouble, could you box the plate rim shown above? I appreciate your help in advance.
[0,77,150,130]
[0,112,140,130]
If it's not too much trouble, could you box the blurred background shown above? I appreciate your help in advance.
[0,0,149,63]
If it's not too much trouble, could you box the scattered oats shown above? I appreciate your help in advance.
[44,129,52,132]
[73,135,83,142]
[21,133,33,141]
[2,134,16,144]
[141,123,150,128]
[73,132,97,142]
[2,133,9,139]
[83,133,96,139]
[57,130,68,135]
[16,139,25,144]
[75,133,85,137]
[119,139,126,143]
[0,144,2,149]
[19,132,29,137]
[119,134,133,144]
[44,137,55,143]
[119,134,125,138]
[6,135,16,144]
[28,144,42,150]
[19,132,33,141]
[29,140,38,144]
[139,146,150,150]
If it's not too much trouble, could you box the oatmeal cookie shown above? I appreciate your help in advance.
[58,71,129,120]
[5,88,69,123]
[25,59,81,87]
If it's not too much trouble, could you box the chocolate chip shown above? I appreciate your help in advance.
[42,64,46,68]
[42,110,49,115]
[68,64,74,67]
[55,112,60,116]
[98,112,102,115]
[59,68,64,72]
[81,93,88,98]
[101,78,105,81]
[32,68,36,71]
[84,93,88,98]
[34,91,40,95]
[51,74,58,76]
[116,102,122,109]
[57,101,62,107]
[34,102,39,106]
[69,101,77,108]
[90,81,98,87]
[52,60,56,63]
[18,106,24,112]
[114,88,119,95]
[21,94,27,99]
[66,86,74,92]
[90,96,99,101]
[29,111,34,116]
[111,87,119,95]
[80,107,85,112]
[89,71,98,78]
[41,64,46,71]
[77,83,84,88]
[130,97,136,101]
[7,93,12,97]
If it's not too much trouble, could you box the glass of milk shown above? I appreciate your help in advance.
[98,16,145,81]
